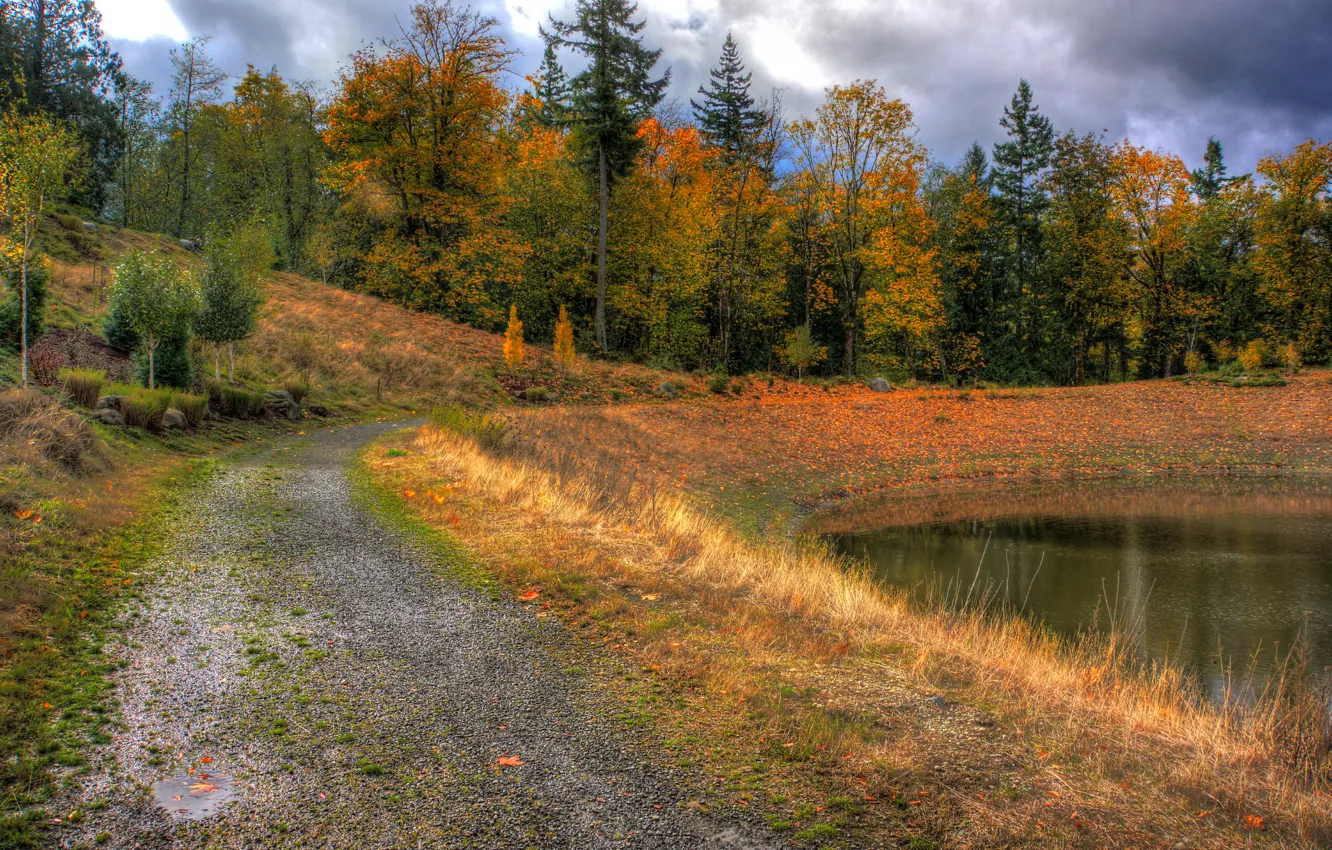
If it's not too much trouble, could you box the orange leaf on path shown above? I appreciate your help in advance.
[517,590,540,601]
[495,753,524,767]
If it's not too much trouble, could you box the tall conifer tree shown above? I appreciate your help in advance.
[690,33,766,160]
[542,0,670,352]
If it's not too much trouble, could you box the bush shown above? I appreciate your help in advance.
[119,389,171,429]
[430,405,506,449]
[1238,339,1266,373]
[708,373,729,395]
[170,393,207,428]
[283,380,309,404]
[56,213,82,232]
[204,378,226,407]
[1282,342,1302,373]
[60,368,104,408]
[221,385,267,418]
[523,386,550,403]
[101,298,138,354]
[1183,351,1205,375]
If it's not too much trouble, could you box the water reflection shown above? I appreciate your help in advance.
[820,477,1332,696]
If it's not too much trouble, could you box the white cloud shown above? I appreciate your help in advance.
[98,0,188,42]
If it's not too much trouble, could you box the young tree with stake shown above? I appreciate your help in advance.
[0,109,80,388]
[109,251,200,389]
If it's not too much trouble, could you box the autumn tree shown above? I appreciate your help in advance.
[542,0,670,351]
[0,108,80,387]
[609,118,716,365]
[1253,140,1332,361]
[325,0,520,326]
[553,304,576,369]
[1110,143,1201,377]
[503,304,524,370]
[790,81,928,375]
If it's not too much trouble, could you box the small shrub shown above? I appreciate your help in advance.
[170,393,207,428]
[729,379,744,395]
[524,386,550,403]
[1282,342,1302,373]
[1183,351,1205,375]
[60,368,104,408]
[119,389,170,430]
[284,380,309,404]
[1238,339,1266,373]
[204,378,226,407]
[430,405,506,449]
[503,304,524,370]
[56,213,82,232]
[708,373,729,395]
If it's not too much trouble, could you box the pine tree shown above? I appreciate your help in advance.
[503,304,524,370]
[991,79,1054,380]
[1190,137,1238,201]
[542,0,670,352]
[690,33,767,161]
[527,41,571,128]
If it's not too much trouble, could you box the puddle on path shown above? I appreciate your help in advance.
[151,773,235,820]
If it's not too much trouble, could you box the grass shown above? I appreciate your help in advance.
[117,388,170,429]
[366,416,1332,848]
[58,368,103,408]
[170,393,207,428]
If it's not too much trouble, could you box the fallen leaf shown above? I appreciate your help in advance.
[1244,814,1265,830]
[403,490,416,498]
[495,753,524,767]
[188,782,221,795]
[517,589,541,601]
[200,756,212,764]
[640,593,659,601]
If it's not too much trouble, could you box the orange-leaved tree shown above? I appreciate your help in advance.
[503,304,524,370]
[553,304,576,370]
[324,0,521,327]
[1110,143,1201,377]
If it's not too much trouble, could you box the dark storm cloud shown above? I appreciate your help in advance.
[108,0,1331,172]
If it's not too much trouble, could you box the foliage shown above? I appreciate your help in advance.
[0,108,81,386]
[133,329,193,389]
[169,392,207,427]
[59,367,103,407]
[219,385,267,418]
[503,304,524,370]
[0,253,48,351]
[283,380,309,404]
[118,387,171,429]
[780,325,826,378]
[1238,339,1266,372]
[196,223,268,379]
[553,304,576,370]
[107,251,199,389]
[429,404,506,448]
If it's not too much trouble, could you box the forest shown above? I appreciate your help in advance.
[2,0,1331,385]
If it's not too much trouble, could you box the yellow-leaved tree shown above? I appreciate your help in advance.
[553,304,576,370]
[503,304,524,370]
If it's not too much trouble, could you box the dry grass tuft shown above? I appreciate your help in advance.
[0,389,101,472]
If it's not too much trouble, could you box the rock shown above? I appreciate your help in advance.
[93,408,125,427]
[929,695,946,708]
[307,404,331,417]
[96,395,122,410]
[180,238,202,252]
[163,409,187,430]
[265,390,303,421]
[82,220,98,233]
[657,381,678,398]
[868,377,892,393]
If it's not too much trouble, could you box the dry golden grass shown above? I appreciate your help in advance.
[371,421,1331,847]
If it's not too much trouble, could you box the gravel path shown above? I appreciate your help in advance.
[57,421,774,849]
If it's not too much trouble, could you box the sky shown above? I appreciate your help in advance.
[98,0,1332,173]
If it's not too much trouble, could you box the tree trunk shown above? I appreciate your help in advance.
[148,344,156,389]
[595,145,609,352]
[843,320,855,377]
[228,342,235,383]
[214,345,221,379]
[19,252,28,389]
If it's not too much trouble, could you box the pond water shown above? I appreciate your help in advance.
[817,477,1332,698]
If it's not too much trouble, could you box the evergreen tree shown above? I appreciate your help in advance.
[542,0,670,352]
[990,79,1054,381]
[527,41,571,128]
[690,33,767,160]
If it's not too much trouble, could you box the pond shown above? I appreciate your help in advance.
[815,476,1332,698]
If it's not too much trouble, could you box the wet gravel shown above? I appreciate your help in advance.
[55,421,776,849]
